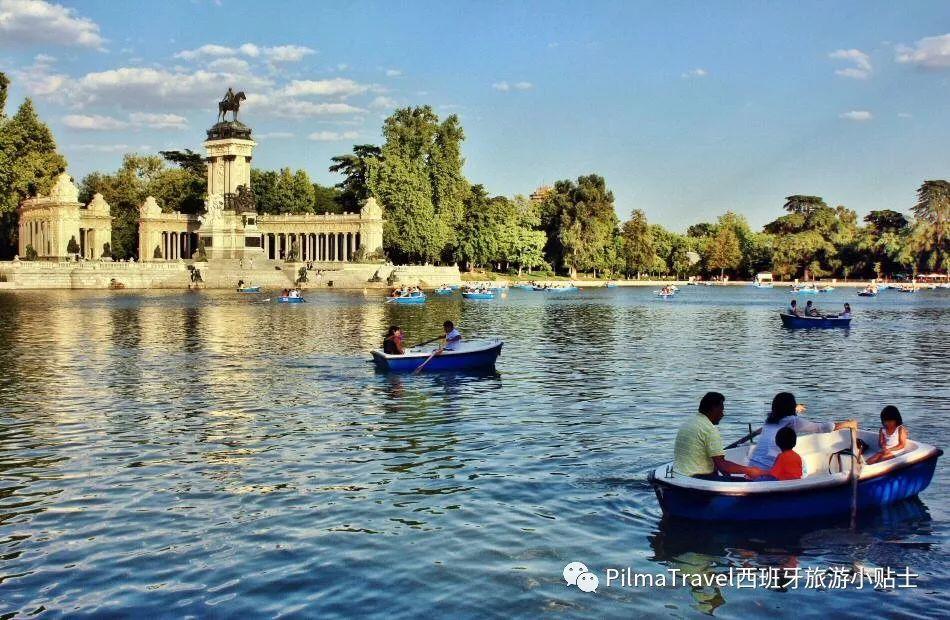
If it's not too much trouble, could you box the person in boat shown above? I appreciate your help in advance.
[747,392,857,471]
[755,427,803,481]
[673,392,767,480]
[788,299,802,316]
[804,300,820,317]
[866,406,908,464]
[238,279,245,290]
[438,320,462,353]
[281,288,290,298]
[838,303,852,319]
[383,325,405,355]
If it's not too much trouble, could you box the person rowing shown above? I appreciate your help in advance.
[437,320,462,353]
[383,325,405,355]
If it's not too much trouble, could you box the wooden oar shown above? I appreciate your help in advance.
[724,426,762,450]
[408,335,443,349]
[412,349,440,375]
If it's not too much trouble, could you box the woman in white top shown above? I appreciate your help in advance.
[748,392,857,470]
[866,406,908,464]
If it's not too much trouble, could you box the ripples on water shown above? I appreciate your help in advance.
[0,287,947,617]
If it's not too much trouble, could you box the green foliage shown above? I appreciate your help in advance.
[542,175,619,276]
[24,244,37,261]
[0,90,67,258]
[159,149,206,177]
[708,226,742,277]
[329,144,381,212]
[313,183,344,214]
[66,235,80,255]
[620,210,654,276]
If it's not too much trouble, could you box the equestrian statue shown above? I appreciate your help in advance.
[217,88,247,123]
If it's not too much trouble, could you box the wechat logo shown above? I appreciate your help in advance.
[563,561,599,593]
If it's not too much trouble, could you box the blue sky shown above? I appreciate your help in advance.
[1,0,949,230]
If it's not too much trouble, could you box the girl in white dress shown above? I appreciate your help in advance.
[866,406,908,464]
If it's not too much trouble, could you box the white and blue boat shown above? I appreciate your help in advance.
[371,340,503,373]
[434,286,454,295]
[514,284,535,291]
[237,285,262,293]
[277,296,306,303]
[780,312,851,328]
[389,292,426,304]
[649,430,941,521]
[462,290,495,300]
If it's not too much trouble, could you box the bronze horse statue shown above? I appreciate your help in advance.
[217,89,246,123]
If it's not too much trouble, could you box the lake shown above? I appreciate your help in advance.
[0,286,948,618]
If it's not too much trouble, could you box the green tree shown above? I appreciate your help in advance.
[545,175,619,277]
[912,181,950,273]
[707,226,742,279]
[329,144,382,212]
[430,114,468,259]
[0,95,67,258]
[251,169,279,214]
[619,209,655,277]
[313,183,344,214]
[159,149,206,177]
[66,235,80,256]
[864,209,909,233]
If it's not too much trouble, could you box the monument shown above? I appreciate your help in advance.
[198,89,263,261]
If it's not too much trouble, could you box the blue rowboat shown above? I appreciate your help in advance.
[793,287,818,294]
[277,296,305,303]
[434,287,454,295]
[372,340,503,373]
[752,282,773,289]
[648,430,941,521]
[390,293,426,304]
[462,291,495,300]
[237,286,261,293]
[514,284,535,291]
[780,312,851,328]
[857,291,877,297]
[605,282,618,288]
[448,284,461,290]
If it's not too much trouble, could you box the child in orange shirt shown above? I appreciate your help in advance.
[756,426,803,481]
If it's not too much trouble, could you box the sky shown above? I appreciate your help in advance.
[1,0,949,231]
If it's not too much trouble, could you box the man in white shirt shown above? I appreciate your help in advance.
[439,321,462,352]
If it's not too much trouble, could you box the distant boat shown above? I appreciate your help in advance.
[514,284,535,291]
[237,285,261,293]
[792,286,818,294]
[605,281,618,288]
[277,296,306,303]
[780,313,851,328]
[857,290,877,297]
[462,291,495,300]
[389,292,426,304]
[434,286,454,295]
[372,340,503,373]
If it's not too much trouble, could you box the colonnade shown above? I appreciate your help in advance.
[159,231,198,260]
[261,231,360,262]
[20,219,52,256]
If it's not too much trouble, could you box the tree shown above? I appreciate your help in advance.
[66,235,80,256]
[619,210,654,277]
[159,149,206,177]
[251,169,279,214]
[429,114,469,259]
[864,209,908,233]
[707,226,742,278]
[783,195,827,216]
[454,184,499,269]
[543,175,619,276]
[329,144,381,212]
[912,181,950,272]
[313,183,344,214]
[0,95,67,258]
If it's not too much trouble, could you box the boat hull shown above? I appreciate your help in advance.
[462,292,495,300]
[649,452,940,521]
[372,341,503,373]
[390,295,426,304]
[434,289,454,295]
[857,292,877,297]
[780,313,851,328]
[238,287,261,293]
[277,297,305,303]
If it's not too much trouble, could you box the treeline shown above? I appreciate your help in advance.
[0,68,946,274]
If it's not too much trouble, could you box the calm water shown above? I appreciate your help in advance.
[0,286,948,618]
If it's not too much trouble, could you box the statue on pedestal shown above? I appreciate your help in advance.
[217,87,247,123]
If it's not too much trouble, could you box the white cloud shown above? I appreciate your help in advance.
[492,81,510,91]
[14,53,67,95]
[62,112,187,130]
[263,45,314,63]
[174,42,314,63]
[207,57,251,73]
[370,95,397,109]
[829,49,872,79]
[280,78,369,98]
[839,110,873,121]
[308,130,359,141]
[129,112,187,129]
[895,33,950,69]
[244,93,365,118]
[385,68,402,77]
[256,131,294,139]
[681,68,708,78]
[0,0,104,49]
[62,114,127,130]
